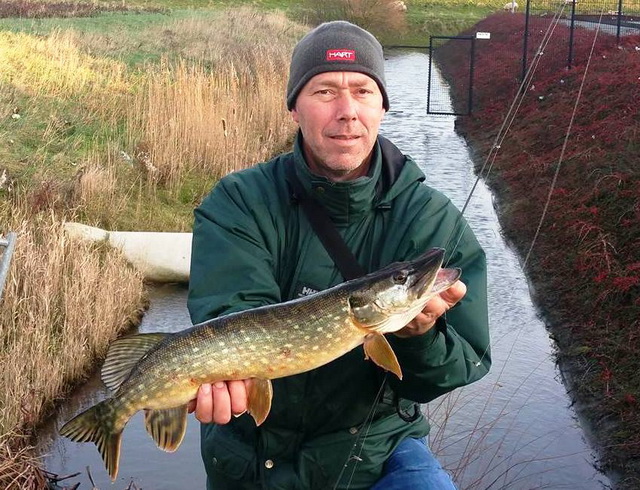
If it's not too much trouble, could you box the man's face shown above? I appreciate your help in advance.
[291,71,386,182]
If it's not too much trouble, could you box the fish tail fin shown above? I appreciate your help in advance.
[60,400,126,481]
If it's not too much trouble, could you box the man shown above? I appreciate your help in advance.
[188,21,490,489]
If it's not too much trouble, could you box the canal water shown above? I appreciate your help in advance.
[38,50,609,489]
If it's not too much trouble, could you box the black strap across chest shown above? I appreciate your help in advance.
[286,163,366,281]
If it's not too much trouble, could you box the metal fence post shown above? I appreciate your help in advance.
[0,232,17,302]
[427,36,434,114]
[469,37,476,114]
[616,0,624,44]
[568,0,577,69]
[521,0,531,82]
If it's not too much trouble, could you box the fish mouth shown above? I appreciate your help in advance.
[431,267,462,295]
[407,248,458,298]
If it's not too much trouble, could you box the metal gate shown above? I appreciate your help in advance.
[427,35,476,116]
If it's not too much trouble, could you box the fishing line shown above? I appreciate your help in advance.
[332,373,389,490]
[338,6,603,487]
[522,9,605,268]
[445,7,606,484]
[444,4,569,373]
[339,7,571,487]
[444,3,569,265]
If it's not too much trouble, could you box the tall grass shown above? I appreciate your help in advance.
[0,208,145,434]
[1,8,305,226]
[302,0,408,37]
[126,9,302,187]
[129,56,292,186]
[0,200,146,488]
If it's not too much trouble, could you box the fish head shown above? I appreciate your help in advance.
[348,248,461,334]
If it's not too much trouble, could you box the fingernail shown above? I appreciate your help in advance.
[214,381,225,389]
[201,384,211,395]
[233,410,247,418]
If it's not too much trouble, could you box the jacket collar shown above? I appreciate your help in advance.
[290,131,425,224]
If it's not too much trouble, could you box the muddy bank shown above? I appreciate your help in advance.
[436,13,640,489]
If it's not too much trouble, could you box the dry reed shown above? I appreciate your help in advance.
[0,432,46,489]
[0,8,308,485]
[126,9,305,187]
[302,0,407,37]
[0,201,145,439]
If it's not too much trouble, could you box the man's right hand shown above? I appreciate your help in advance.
[188,379,252,424]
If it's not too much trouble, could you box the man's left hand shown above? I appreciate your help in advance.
[394,280,467,338]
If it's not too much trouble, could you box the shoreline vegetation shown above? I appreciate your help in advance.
[436,14,639,488]
[0,0,636,488]
[1,3,308,486]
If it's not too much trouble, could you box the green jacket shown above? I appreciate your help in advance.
[188,133,490,489]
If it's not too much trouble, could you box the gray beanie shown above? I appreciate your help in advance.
[287,21,389,111]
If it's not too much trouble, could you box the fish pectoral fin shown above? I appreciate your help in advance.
[363,334,403,380]
[247,378,273,426]
[144,405,188,453]
[102,333,170,392]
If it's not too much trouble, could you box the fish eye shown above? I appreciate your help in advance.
[392,271,408,284]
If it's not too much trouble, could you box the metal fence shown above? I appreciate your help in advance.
[428,0,638,115]
[428,36,476,115]
[521,0,639,78]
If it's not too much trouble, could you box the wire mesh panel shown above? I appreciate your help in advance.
[428,36,475,116]
[523,0,639,75]
[529,0,639,35]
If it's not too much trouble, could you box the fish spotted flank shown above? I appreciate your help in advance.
[60,248,460,480]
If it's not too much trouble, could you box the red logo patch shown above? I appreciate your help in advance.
[326,49,356,62]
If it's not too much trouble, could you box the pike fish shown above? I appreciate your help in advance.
[60,248,460,480]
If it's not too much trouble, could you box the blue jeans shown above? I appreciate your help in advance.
[371,438,457,489]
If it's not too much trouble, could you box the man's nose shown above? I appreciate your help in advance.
[335,94,358,121]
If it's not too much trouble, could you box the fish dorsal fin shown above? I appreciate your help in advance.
[101,333,169,392]
[144,405,189,452]
[363,333,403,380]
[247,378,273,426]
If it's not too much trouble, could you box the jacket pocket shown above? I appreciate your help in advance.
[201,423,257,483]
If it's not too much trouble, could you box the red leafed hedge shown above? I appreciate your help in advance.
[437,13,640,489]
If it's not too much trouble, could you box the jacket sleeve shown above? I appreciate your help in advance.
[187,175,282,325]
[387,200,491,403]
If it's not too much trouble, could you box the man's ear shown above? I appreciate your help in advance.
[290,107,299,124]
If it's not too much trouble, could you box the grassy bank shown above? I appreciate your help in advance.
[0,6,302,231]
[0,4,306,487]
[0,0,498,231]
[436,13,639,488]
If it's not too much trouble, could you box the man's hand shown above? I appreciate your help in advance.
[188,379,253,424]
[394,280,467,338]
